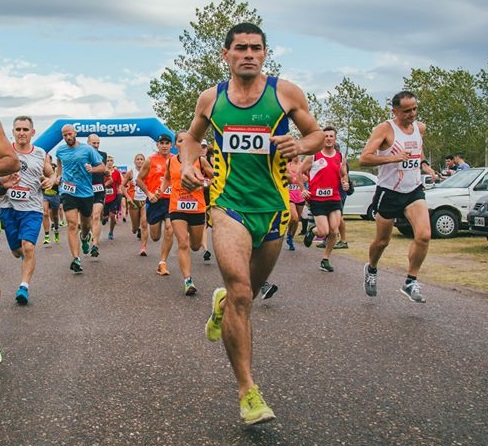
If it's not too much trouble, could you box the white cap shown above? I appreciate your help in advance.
[201,139,208,146]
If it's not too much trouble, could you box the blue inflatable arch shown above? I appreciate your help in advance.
[34,117,174,152]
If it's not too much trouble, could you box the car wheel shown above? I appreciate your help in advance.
[396,226,414,237]
[366,204,377,221]
[431,209,459,238]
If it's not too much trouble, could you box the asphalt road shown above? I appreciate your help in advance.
[1,220,487,446]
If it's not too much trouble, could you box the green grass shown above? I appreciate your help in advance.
[303,216,488,296]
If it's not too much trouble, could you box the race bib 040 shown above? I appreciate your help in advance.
[316,188,333,197]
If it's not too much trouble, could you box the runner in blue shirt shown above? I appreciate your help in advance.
[56,124,105,273]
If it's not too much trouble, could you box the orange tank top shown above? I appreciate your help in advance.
[144,153,172,197]
[168,156,206,214]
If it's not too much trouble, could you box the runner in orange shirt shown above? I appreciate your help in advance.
[161,130,213,295]
[136,134,174,275]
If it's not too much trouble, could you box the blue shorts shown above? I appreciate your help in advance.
[43,194,61,210]
[146,198,170,225]
[0,208,43,250]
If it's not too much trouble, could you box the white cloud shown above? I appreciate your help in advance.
[0,59,142,119]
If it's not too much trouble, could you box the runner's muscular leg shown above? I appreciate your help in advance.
[20,240,36,283]
[314,214,330,238]
[369,213,394,268]
[160,217,173,260]
[172,219,191,278]
[404,199,431,276]
[250,237,283,298]
[211,208,254,399]
[323,210,341,258]
[65,209,81,258]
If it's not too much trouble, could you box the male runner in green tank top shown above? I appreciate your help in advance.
[180,22,324,425]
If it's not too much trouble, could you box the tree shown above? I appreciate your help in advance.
[325,78,388,158]
[403,66,488,168]
[147,0,281,135]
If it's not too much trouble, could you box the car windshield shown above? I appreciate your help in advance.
[437,168,485,188]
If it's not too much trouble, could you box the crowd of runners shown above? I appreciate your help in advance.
[0,22,438,426]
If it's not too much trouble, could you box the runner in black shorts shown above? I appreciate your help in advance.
[360,90,437,303]
[372,184,425,219]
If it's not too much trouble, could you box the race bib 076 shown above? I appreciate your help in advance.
[222,125,271,154]
[60,181,76,194]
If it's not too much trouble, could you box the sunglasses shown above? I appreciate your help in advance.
[15,127,30,132]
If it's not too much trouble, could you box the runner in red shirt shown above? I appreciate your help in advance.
[103,155,122,240]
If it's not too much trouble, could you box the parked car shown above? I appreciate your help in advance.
[421,174,443,189]
[343,171,377,220]
[467,194,488,241]
[395,167,488,238]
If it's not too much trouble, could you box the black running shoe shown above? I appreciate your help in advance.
[303,226,315,248]
[319,259,334,272]
[90,245,99,258]
[70,257,83,274]
[261,282,278,300]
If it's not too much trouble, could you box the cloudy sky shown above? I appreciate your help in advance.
[0,0,486,166]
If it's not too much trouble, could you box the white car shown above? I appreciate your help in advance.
[395,167,488,238]
[343,171,378,220]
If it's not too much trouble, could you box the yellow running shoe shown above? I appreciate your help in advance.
[205,288,226,342]
[240,385,276,425]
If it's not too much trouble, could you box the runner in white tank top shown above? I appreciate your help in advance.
[0,116,57,306]
[377,120,423,193]
[359,91,437,304]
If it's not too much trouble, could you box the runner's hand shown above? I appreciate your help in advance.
[181,165,204,191]
[271,135,301,159]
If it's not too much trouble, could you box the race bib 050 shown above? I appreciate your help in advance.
[222,125,271,154]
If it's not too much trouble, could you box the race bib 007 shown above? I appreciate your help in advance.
[222,125,271,154]
[177,200,198,211]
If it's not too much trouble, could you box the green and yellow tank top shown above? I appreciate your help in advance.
[209,76,290,213]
